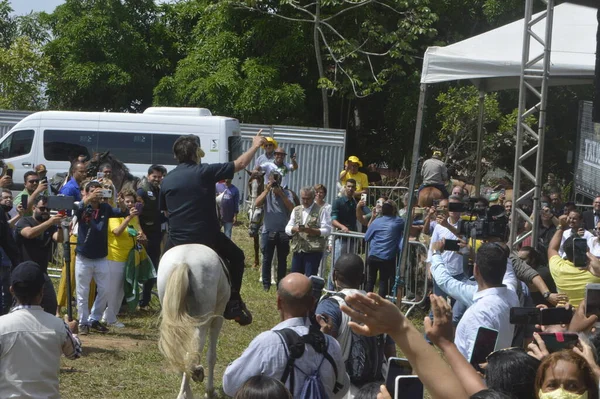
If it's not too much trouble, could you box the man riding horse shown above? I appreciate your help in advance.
[419,150,450,199]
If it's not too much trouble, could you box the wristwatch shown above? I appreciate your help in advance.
[543,291,551,299]
[432,250,442,256]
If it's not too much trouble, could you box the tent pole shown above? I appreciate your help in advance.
[474,91,485,197]
[394,83,427,306]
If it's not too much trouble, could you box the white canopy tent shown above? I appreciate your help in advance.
[395,1,598,300]
[421,3,597,91]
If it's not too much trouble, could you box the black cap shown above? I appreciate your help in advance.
[11,261,45,295]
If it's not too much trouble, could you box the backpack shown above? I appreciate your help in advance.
[326,292,385,386]
[50,172,68,195]
[275,325,344,399]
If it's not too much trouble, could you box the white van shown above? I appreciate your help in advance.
[0,107,242,190]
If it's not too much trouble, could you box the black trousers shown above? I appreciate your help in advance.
[140,231,163,306]
[164,232,245,301]
[366,255,396,298]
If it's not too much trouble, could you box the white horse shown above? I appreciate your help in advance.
[157,244,231,399]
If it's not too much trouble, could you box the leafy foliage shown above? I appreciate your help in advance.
[42,0,177,112]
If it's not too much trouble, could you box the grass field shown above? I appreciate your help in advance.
[56,217,428,398]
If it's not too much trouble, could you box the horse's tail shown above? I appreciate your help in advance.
[158,262,200,376]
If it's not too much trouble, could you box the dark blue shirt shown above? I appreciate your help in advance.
[364,215,405,260]
[75,203,124,259]
[160,162,234,246]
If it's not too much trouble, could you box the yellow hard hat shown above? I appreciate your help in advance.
[345,155,363,167]
[263,137,278,149]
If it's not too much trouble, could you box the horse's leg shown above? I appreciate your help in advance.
[191,325,207,383]
[204,316,224,399]
[177,372,195,399]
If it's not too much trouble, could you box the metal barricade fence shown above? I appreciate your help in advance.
[389,240,429,318]
[325,231,429,317]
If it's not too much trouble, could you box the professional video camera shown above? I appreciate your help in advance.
[47,195,80,223]
[449,200,508,240]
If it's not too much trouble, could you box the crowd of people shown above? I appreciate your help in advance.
[2,135,600,399]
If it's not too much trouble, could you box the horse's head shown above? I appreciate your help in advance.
[85,151,111,178]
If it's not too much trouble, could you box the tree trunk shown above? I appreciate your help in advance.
[313,1,329,128]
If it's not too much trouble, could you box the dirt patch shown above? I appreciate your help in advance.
[80,335,152,352]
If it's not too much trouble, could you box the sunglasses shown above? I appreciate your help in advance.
[265,143,274,147]
[27,179,39,184]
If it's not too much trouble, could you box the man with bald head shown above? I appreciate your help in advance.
[223,273,349,398]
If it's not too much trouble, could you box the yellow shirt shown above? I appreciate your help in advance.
[107,217,141,262]
[339,170,369,191]
[549,255,600,308]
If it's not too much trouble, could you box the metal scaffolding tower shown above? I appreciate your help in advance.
[509,0,555,248]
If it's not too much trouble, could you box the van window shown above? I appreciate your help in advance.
[0,130,34,158]
[228,136,242,162]
[44,130,98,162]
[152,134,179,165]
[98,132,151,164]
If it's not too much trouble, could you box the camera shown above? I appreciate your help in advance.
[458,203,508,240]
[271,172,282,188]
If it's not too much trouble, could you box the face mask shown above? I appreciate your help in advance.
[538,388,588,399]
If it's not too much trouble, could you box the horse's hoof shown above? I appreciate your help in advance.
[191,365,204,383]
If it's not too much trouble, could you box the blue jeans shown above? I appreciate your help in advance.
[222,222,233,239]
[291,252,323,277]
[261,231,290,288]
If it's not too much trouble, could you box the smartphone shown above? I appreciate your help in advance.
[510,307,541,325]
[444,239,460,251]
[134,202,143,213]
[539,307,573,325]
[308,275,325,301]
[360,193,367,203]
[538,332,578,353]
[469,327,498,372]
[432,199,440,207]
[394,375,424,399]
[40,177,48,184]
[298,224,305,229]
[573,237,588,268]
[96,172,103,179]
[290,147,296,157]
[20,195,27,210]
[6,168,13,178]
[585,283,600,317]
[101,189,112,198]
[386,357,412,395]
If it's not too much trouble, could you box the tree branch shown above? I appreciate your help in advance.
[372,0,408,16]
[233,3,313,23]
[322,0,374,22]
[319,19,392,56]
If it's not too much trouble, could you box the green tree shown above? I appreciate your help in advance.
[234,0,437,127]
[0,36,50,110]
[154,1,308,124]
[42,0,177,112]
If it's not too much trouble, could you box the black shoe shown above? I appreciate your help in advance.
[223,299,253,326]
[91,320,109,333]
[263,284,270,292]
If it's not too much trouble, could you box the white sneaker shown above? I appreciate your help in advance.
[108,321,125,328]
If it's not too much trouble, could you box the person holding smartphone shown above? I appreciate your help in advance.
[548,214,600,308]
[14,171,49,217]
[103,188,145,328]
[285,186,331,278]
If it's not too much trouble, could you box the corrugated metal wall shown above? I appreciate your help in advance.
[0,110,33,138]
[0,110,347,206]
[234,124,346,206]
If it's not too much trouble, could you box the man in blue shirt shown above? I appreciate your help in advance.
[216,179,240,239]
[74,181,134,335]
[58,162,87,201]
[364,200,404,297]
